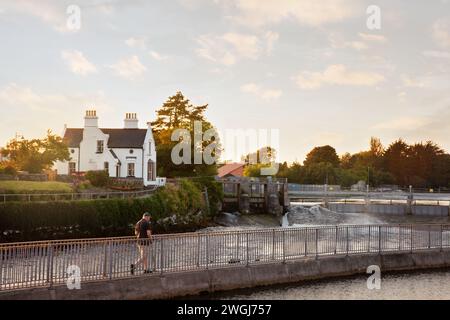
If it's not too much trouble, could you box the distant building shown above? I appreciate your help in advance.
[217,163,245,178]
[55,110,160,187]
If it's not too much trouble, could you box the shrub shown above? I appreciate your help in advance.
[85,170,110,187]
[0,180,214,242]
[0,165,17,176]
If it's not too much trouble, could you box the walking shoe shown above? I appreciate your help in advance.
[144,269,153,274]
[130,264,135,275]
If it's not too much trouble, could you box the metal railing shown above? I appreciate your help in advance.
[0,188,157,203]
[1,224,450,291]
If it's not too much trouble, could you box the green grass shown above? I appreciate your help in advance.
[0,181,73,194]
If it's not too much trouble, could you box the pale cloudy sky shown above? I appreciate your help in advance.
[0,0,449,162]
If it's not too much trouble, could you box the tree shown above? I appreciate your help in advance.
[151,92,221,178]
[1,131,70,173]
[304,145,340,167]
[242,146,277,165]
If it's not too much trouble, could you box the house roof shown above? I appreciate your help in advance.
[217,163,245,178]
[63,128,147,149]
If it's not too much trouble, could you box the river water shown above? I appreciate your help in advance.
[203,204,450,300]
[207,269,450,300]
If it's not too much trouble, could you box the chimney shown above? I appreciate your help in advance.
[124,113,139,129]
[84,110,98,128]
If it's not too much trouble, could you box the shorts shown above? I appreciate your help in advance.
[137,238,152,246]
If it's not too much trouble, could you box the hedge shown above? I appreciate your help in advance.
[0,179,221,242]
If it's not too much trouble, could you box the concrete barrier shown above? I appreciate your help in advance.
[412,205,449,217]
[328,203,448,216]
[2,250,450,300]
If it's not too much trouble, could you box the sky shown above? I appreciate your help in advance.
[0,0,449,163]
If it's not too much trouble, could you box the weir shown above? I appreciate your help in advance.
[220,177,290,215]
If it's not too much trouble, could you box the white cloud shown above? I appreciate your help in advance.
[110,55,147,80]
[149,51,168,61]
[358,33,387,43]
[293,64,385,90]
[0,83,113,143]
[401,75,427,88]
[373,117,431,131]
[240,83,282,100]
[3,1,71,33]
[264,31,279,54]
[423,50,450,59]
[432,19,450,48]
[329,32,387,51]
[61,50,97,76]
[222,0,359,28]
[196,32,277,65]
[125,37,147,49]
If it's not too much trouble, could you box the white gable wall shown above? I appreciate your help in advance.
[111,148,143,178]
[79,126,115,172]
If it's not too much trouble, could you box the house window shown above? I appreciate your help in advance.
[148,142,152,155]
[127,163,135,177]
[69,162,76,175]
[104,162,109,175]
[147,160,155,181]
[97,140,104,153]
[116,164,121,178]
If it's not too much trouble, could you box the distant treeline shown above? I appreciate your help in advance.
[248,138,450,188]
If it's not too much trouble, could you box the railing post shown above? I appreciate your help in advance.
[246,232,250,266]
[428,225,431,249]
[410,225,413,253]
[315,228,319,259]
[282,230,286,263]
[378,226,382,254]
[206,234,210,270]
[103,242,108,278]
[368,226,371,253]
[334,226,338,255]
[0,247,3,289]
[346,227,349,256]
[304,229,308,256]
[272,229,275,260]
[160,239,164,275]
[196,233,200,268]
[108,241,113,280]
[46,243,54,287]
[398,224,401,251]
[440,225,443,252]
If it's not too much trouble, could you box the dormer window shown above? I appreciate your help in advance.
[148,142,152,156]
[97,140,104,153]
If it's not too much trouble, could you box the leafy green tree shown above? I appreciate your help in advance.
[304,145,340,167]
[151,92,221,178]
[1,131,70,173]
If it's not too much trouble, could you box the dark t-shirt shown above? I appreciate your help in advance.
[136,219,151,239]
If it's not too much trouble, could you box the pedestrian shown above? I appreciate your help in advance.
[130,212,153,275]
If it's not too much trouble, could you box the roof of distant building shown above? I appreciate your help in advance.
[217,163,245,178]
[63,128,147,149]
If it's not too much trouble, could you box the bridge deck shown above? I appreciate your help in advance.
[1,224,450,291]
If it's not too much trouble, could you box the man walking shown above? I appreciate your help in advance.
[131,212,153,275]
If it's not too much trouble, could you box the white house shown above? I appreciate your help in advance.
[55,110,161,187]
